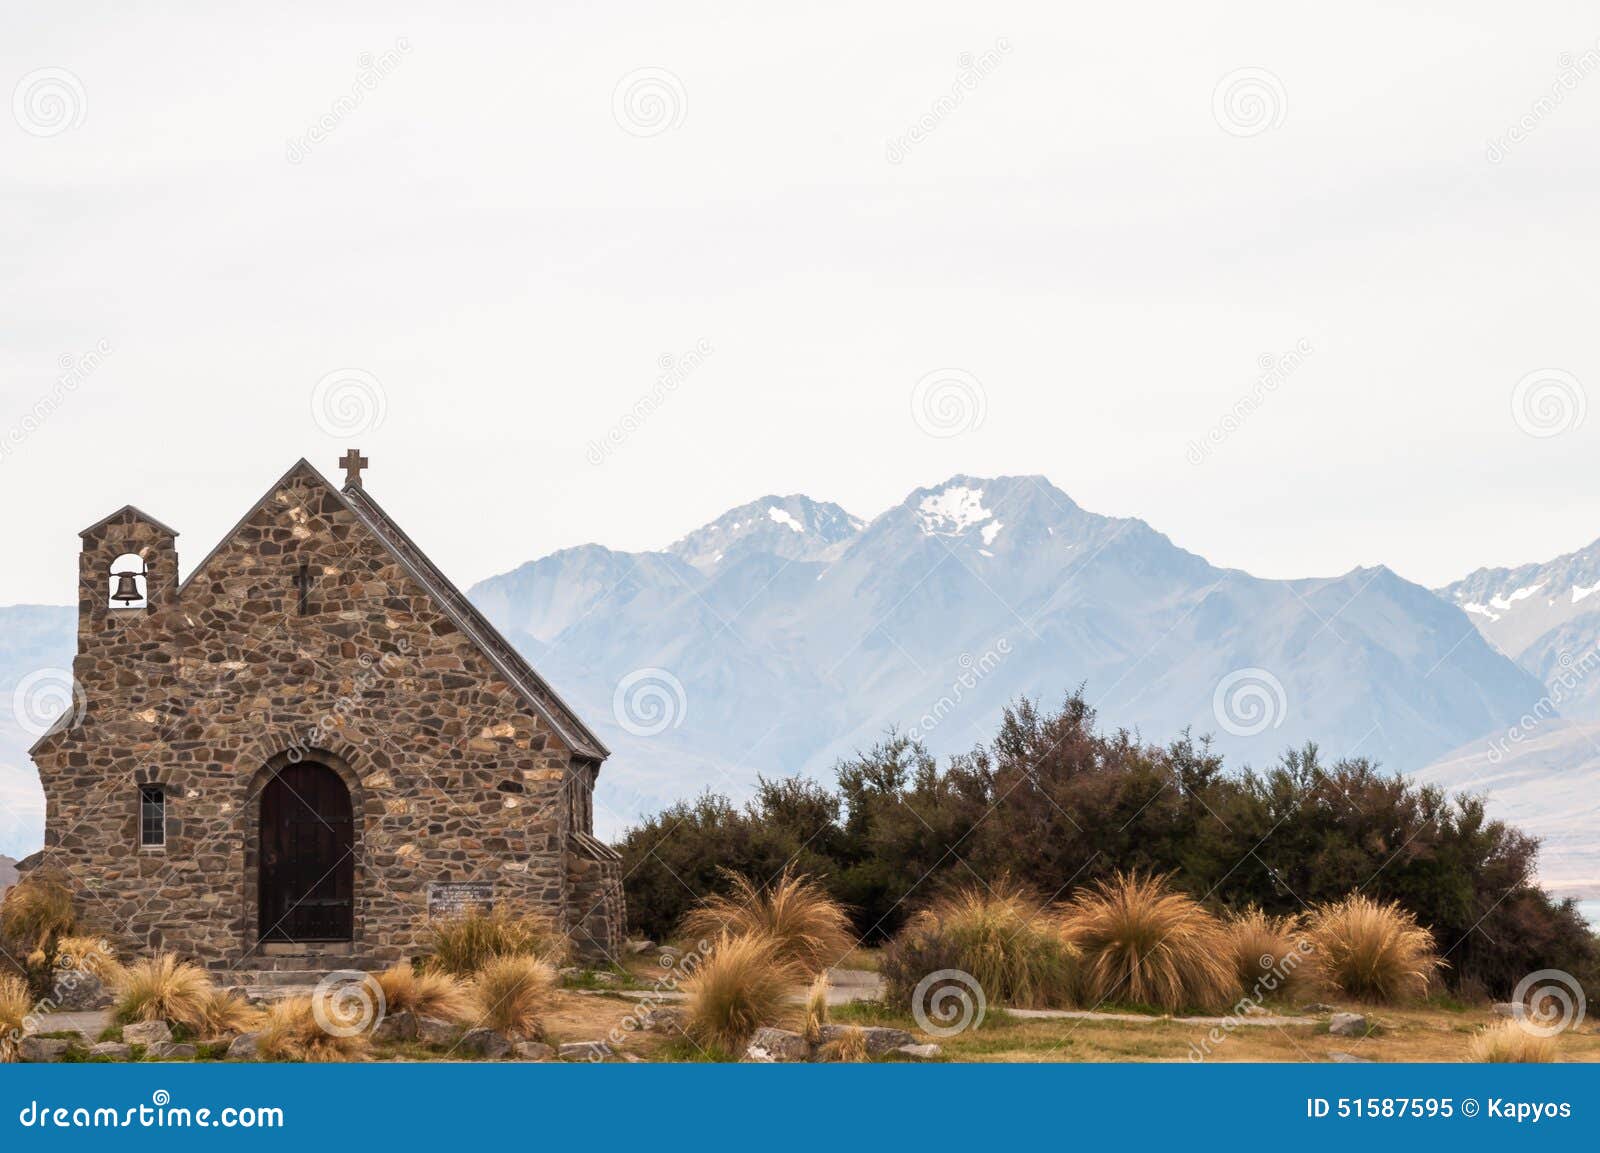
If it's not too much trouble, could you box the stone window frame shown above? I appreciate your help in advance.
[139,783,166,849]
[241,746,367,957]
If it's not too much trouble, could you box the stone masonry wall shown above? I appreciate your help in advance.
[30,465,606,968]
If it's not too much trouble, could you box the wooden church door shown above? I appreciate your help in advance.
[258,761,355,942]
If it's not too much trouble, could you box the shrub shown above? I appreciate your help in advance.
[1469,1020,1557,1063]
[426,906,565,976]
[375,964,472,1023]
[0,877,75,953]
[256,996,369,1062]
[802,973,829,1044]
[680,867,853,977]
[53,935,120,979]
[112,954,213,1029]
[682,933,799,1055]
[1226,907,1312,1000]
[471,955,557,1041]
[1307,894,1441,1003]
[193,989,259,1039]
[882,883,1079,1010]
[1062,871,1239,1013]
[0,972,30,1063]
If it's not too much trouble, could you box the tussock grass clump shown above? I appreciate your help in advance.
[680,867,853,977]
[1307,894,1441,1003]
[802,973,830,1045]
[375,964,472,1023]
[53,935,121,979]
[471,955,557,1041]
[193,989,259,1039]
[1226,907,1312,1000]
[0,877,75,954]
[1062,871,1239,1013]
[112,954,214,1029]
[1469,1020,1558,1063]
[682,933,799,1054]
[256,996,370,1062]
[883,882,1080,1010]
[426,906,565,976]
[818,1026,869,1063]
[0,972,31,1063]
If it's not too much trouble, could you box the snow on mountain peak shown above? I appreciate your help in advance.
[767,506,805,533]
[917,484,993,536]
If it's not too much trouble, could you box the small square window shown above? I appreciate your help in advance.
[140,785,165,847]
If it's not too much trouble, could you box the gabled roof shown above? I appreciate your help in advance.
[79,504,180,539]
[157,457,607,762]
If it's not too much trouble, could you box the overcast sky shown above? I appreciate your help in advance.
[4,3,1600,605]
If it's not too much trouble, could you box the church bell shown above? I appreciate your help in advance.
[110,568,145,604]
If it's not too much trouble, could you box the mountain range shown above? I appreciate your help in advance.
[0,475,1589,907]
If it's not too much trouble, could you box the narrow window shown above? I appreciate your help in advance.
[295,562,312,616]
[140,785,165,847]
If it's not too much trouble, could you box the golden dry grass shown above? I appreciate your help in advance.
[112,954,214,1030]
[680,867,853,977]
[471,954,558,1040]
[1307,894,1441,1003]
[256,996,370,1062]
[681,932,800,1054]
[53,935,121,979]
[425,906,565,976]
[375,963,473,1023]
[1062,872,1240,1013]
[0,877,74,953]
[0,972,31,1063]
[1469,1019,1558,1063]
[802,972,830,1044]
[818,1026,869,1063]
[1225,907,1312,1000]
[194,989,260,1039]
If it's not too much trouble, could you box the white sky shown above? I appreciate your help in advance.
[5,3,1600,605]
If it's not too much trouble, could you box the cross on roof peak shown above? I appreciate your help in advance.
[340,449,369,489]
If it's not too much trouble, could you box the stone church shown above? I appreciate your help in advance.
[25,453,625,967]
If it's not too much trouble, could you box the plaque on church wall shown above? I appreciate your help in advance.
[427,881,496,917]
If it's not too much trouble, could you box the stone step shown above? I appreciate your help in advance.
[225,969,341,988]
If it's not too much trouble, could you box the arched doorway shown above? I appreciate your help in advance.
[258,761,354,942]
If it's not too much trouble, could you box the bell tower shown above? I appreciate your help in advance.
[76,505,179,644]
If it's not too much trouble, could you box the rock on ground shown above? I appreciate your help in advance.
[373,1009,418,1042]
[559,1040,612,1062]
[818,1025,915,1055]
[89,1041,132,1061]
[52,971,113,1011]
[1493,1002,1527,1019]
[1328,1012,1369,1037]
[513,1041,556,1061]
[225,1033,260,1061]
[894,1043,942,1061]
[457,1028,513,1059]
[124,1020,173,1046]
[1329,1051,1372,1063]
[147,1042,198,1060]
[744,1027,810,1063]
[19,1038,73,1063]
[415,1016,458,1046]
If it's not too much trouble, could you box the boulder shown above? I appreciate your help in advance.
[373,1009,418,1043]
[51,970,113,1011]
[634,1007,685,1035]
[513,1041,556,1061]
[1492,1002,1527,1020]
[1329,1051,1372,1063]
[19,1037,72,1063]
[1301,1002,1335,1014]
[1328,1012,1369,1038]
[123,1020,173,1047]
[819,1024,915,1055]
[624,939,655,955]
[89,1041,132,1061]
[147,1041,197,1060]
[894,1043,942,1061]
[458,1028,513,1059]
[415,1016,459,1046]
[744,1027,810,1063]
[225,1033,260,1061]
[559,1040,612,1062]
